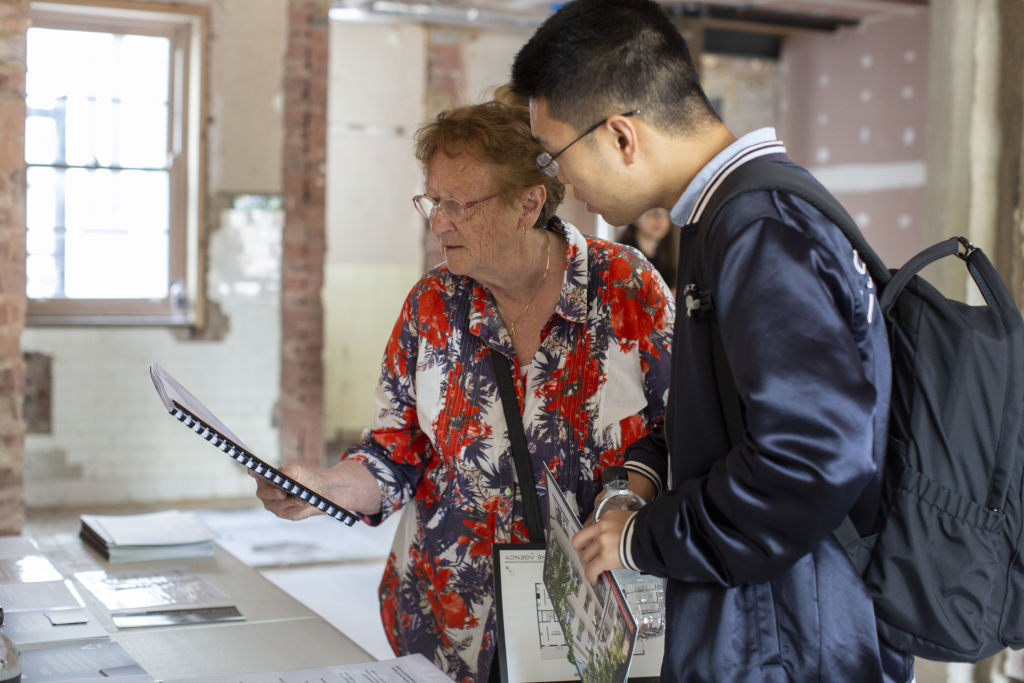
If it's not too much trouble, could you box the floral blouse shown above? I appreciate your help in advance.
[341,217,674,682]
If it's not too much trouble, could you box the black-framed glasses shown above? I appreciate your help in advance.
[536,110,640,178]
[411,192,498,223]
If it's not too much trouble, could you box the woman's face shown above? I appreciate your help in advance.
[424,152,522,284]
[634,207,671,242]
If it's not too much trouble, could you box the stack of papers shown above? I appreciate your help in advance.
[79,510,214,562]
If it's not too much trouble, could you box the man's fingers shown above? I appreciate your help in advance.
[572,524,598,552]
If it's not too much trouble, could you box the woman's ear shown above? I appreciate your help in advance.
[520,185,547,229]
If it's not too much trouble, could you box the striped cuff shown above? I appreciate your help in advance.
[624,461,663,498]
[620,511,640,571]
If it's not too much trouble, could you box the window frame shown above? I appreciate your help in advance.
[25,0,207,327]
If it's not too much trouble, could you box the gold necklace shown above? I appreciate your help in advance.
[497,233,551,340]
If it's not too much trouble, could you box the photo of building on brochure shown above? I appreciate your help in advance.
[543,471,637,683]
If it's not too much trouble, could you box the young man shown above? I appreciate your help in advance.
[511,1,914,681]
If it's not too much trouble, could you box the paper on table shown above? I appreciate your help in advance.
[0,553,64,584]
[0,579,84,612]
[164,653,452,683]
[73,566,244,627]
[2,608,108,648]
[198,506,399,567]
[19,639,155,681]
[79,510,214,563]
[74,567,232,615]
[80,510,212,547]
[0,535,42,559]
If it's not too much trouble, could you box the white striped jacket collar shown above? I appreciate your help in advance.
[669,128,787,227]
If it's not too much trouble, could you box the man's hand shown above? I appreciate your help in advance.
[572,508,634,584]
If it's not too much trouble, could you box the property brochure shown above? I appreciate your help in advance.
[163,653,451,683]
[493,542,580,683]
[73,566,244,628]
[79,510,214,563]
[543,471,638,683]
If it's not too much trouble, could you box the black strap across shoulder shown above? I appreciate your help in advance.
[691,158,882,549]
[490,349,545,543]
[692,157,884,451]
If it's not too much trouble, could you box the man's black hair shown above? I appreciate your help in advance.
[510,0,719,134]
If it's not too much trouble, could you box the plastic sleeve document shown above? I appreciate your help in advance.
[74,566,244,628]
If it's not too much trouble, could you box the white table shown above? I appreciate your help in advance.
[26,530,376,681]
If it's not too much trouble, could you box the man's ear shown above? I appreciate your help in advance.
[521,184,547,228]
[607,114,639,165]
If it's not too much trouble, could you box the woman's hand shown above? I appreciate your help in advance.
[251,463,324,520]
[251,459,383,520]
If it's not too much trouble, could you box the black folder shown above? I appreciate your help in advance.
[149,362,358,525]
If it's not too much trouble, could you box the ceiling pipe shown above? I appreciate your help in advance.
[328,1,903,33]
[330,1,548,29]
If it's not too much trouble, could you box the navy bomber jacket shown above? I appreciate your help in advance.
[621,131,914,682]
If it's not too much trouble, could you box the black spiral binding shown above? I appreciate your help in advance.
[169,402,358,526]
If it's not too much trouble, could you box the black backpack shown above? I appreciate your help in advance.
[692,157,1024,662]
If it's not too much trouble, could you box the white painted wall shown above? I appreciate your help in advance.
[323,21,426,444]
[20,4,597,505]
[322,22,535,443]
[22,0,289,507]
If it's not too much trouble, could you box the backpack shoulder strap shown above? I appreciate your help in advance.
[691,157,884,558]
[692,157,887,449]
[694,158,890,297]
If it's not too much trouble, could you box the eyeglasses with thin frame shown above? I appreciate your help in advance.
[411,192,499,223]
[536,110,640,178]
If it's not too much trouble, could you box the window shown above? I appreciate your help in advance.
[25,1,206,325]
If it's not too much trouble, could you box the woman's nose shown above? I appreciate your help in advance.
[428,211,452,237]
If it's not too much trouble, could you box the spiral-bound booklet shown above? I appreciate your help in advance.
[149,363,358,526]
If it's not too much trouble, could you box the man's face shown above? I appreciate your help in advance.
[528,97,643,227]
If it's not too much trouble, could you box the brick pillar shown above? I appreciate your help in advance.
[0,0,27,535]
[280,0,328,469]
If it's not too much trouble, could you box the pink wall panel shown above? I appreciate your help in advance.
[779,11,930,268]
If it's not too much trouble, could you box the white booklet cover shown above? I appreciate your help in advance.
[79,510,213,562]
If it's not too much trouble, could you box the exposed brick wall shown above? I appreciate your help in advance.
[280,0,329,469]
[0,0,27,534]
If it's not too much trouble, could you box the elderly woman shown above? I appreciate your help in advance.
[255,94,674,683]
